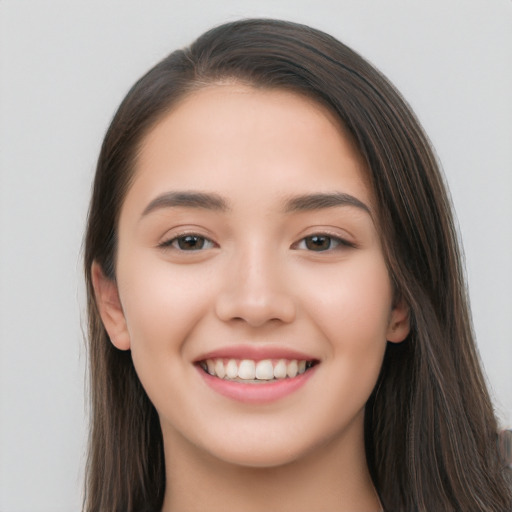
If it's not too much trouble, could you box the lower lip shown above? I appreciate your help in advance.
[196,365,317,404]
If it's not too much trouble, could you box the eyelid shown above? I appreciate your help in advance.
[157,230,218,251]
[291,230,357,251]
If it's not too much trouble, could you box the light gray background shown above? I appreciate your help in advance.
[0,1,511,511]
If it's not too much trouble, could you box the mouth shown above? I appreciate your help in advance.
[197,358,319,383]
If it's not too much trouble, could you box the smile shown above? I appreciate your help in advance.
[198,358,317,382]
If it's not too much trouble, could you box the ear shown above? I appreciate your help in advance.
[91,261,131,351]
[386,297,410,343]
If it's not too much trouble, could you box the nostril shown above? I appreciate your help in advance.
[214,290,296,326]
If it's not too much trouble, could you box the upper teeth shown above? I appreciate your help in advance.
[201,358,311,381]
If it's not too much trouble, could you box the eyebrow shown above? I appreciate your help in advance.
[284,192,371,215]
[141,191,229,217]
[140,190,371,218]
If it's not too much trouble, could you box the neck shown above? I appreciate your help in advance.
[160,418,381,512]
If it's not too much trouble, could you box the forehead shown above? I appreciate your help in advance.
[138,83,361,162]
[125,84,373,216]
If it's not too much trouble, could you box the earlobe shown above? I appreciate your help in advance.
[387,298,410,343]
[91,261,131,351]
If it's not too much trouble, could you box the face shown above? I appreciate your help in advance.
[94,85,409,468]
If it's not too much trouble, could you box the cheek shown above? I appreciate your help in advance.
[114,256,218,414]
[300,254,392,375]
[116,255,215,356]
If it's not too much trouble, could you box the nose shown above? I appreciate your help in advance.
[215,245,296,327]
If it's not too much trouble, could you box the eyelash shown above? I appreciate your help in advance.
[293,234,355,252]
[159,233,355,252]
[158,233,216,251]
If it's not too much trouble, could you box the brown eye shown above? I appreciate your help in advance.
[293,234,354,252]
[177,235,206,250]
[160,234,215,251]
[304,235,333,251]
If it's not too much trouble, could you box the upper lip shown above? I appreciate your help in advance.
[194,344,318,363]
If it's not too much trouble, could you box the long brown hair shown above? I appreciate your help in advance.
[83,19,512,512]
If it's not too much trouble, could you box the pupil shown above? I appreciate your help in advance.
[306,235,330,251]
[179,235,204,250]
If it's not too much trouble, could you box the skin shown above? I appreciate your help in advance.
[93,85,410,511]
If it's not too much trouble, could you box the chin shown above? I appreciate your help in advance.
[212,445,308,469]
[195,425,331,470]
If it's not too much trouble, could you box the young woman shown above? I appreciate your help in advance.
[83,19,512,512]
